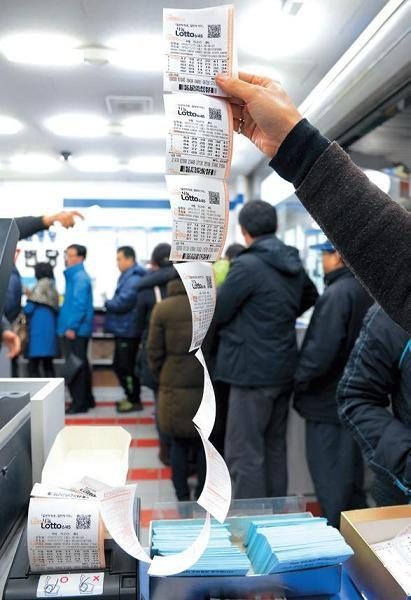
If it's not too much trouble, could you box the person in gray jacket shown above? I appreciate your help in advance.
[214,200,318,499]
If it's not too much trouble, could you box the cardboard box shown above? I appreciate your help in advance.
[41,425,131,487]
[341,505,411,600]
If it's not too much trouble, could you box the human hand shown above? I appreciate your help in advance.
[2,330,21,358]
[216,71,303,157]
[65,329,76,340]
[43,210,84,229]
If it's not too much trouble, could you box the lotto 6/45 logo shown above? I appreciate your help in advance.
[41,518,71,530]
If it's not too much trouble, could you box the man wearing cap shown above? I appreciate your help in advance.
[294,240,372,528]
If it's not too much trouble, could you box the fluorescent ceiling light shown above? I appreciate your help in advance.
[0,33,82,66]
[10,153,62,174]
[107,35,163,71]
[45,114,108,137]
[122,115,166,139]
[0,115,23,135]
[238,1,321,59]
[128,156,165,173]
[71,155,121,173]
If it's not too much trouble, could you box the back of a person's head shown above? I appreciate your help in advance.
[225,243,245,260]
[35,261,54,280]
[151,243,171,268]
[238,200,277,238]
[117,246,136,261]
[67,244,87,259]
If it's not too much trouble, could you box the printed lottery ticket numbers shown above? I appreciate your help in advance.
[164,93,233,180]
[163,5,236,96]
[166,175,229,262]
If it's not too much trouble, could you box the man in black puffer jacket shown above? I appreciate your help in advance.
[214,200,318,499]
[294,240,372,527]
[338,304,411,506]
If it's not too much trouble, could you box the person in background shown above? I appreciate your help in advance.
[215,72,411,332]
[105,246,147,413]
[213,243,245,288]
[294,240,372,528]
[58,244,94,414]
[147,275,206,502]
[4,249,22,376]
[209,242,246,457]
[338,304,411,506]
[15,210,84,240]
[135,243,176,464]
[24,262,59,378]
[214,200,318,499]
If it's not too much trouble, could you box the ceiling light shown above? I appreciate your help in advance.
[45,114,108,137]
[107,35,163,71]
[122,115,166,139]
[71,155,121,173]
[238,1,321,59]
[128,156,165,174]
[0,33,81,66]
[10,153,62,174]
[0,115,23,135]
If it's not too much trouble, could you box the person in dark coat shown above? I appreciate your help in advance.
[135,243,175,465]
[4,250,23,377]
[338,304,411,506]
[147,276,206,502]
[24,262,59,377]
[214,200,318,499]
[294,240,372,527]
[105,246,147,413]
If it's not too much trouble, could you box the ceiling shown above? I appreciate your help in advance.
[0,0,392,183]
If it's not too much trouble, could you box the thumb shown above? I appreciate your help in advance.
[215,73,256,102]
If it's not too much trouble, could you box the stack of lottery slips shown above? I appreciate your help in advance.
[151,518,250,576]
[245,514,354,574]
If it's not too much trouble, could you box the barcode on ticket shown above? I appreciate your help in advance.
[180,166,216,176]
[182,253,211,260]
[178,84,218,94]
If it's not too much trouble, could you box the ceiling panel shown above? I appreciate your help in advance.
[0,0,390,182]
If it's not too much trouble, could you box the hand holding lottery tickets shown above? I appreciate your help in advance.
[216,71,303,157]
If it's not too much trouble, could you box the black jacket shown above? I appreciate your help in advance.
[15,216,46,240]
[213,234,318,386]
[270,119,411,332]
[337,305,411,495]
[294,267,372,423]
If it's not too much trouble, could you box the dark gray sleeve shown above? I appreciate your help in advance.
[295,143,411,332]
[15,216,46,240]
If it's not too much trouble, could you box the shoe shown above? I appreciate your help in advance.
[65,406,89,415]
[116,399,144,413]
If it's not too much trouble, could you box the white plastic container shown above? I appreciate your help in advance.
[41,425,131,487]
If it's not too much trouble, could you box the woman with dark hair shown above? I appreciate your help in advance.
[24,262,59,377]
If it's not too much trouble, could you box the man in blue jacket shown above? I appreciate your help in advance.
[294,241,372,527]
[58,244,94,414]
[214,200,318,499]
[105,246,146,413]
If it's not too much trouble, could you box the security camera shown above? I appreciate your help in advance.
[60,151,72,162]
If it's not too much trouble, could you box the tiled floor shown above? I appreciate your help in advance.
[65,385,177,545]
